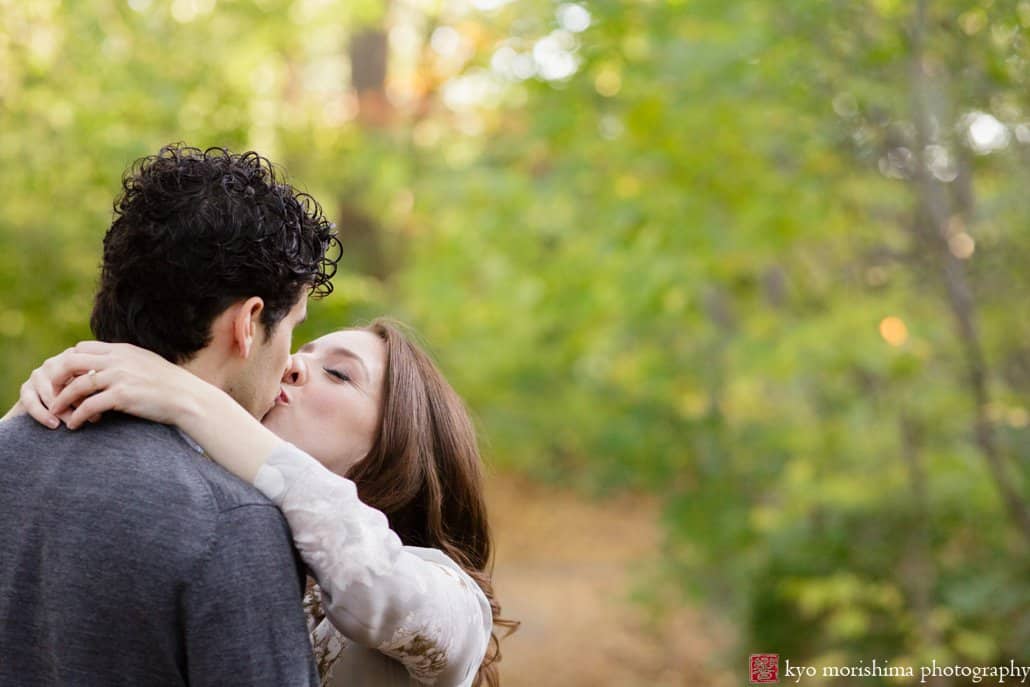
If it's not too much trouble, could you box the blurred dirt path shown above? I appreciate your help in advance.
[485,470,736,687]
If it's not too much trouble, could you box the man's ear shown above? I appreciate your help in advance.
[231,297,266,359]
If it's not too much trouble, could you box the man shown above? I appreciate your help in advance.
[0,144,341,685]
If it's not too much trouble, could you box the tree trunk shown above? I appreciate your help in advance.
[350,27,392,128]
[898,414,950,686]
[908,0,1030,548]
[338,6,394,278]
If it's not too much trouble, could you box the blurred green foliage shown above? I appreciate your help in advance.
[1,0,1028,679]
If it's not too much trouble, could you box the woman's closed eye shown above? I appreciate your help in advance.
[324,367,352,383]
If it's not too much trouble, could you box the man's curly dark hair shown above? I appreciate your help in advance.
[91,143,341,363]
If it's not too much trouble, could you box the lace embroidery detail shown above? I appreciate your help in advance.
[377,611,450,684]
[258,445,494,686]
[305,584,348,686]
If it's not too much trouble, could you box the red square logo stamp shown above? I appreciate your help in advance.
[749,654,779,683]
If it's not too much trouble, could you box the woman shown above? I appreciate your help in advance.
[8,319,515,687]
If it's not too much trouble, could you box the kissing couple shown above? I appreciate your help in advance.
[0,144,514,687]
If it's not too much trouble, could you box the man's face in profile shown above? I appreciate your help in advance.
[237,295,308,419]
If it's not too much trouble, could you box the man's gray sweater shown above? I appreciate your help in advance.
[0,413,318,686]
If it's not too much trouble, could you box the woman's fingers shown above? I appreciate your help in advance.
[41,351,108,390]
[49,368,110,418]
[23,341,180,431]
[18,380,60,429]
[72,341,119,355]
[66,391,118,430]
[27,367,59,414]
[15,344,130,431]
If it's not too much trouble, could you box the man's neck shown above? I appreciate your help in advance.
[180,350,231,392]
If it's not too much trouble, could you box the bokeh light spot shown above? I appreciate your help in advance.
[594,66,622,97]
[948,232,975,259]
[965,111,1011,154]
[879,316,908,347]
[557,3,591,33]
[1007,407,1029,429]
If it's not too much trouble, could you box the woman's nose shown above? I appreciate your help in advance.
[282,355,307,385]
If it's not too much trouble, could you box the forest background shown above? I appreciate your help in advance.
[1,0,1028,684]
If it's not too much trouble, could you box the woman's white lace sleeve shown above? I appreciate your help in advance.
[254,442,493,687]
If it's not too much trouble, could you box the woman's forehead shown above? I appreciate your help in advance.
[302,329,385,363]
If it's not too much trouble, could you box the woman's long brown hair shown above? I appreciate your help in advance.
[344,319,518,686]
